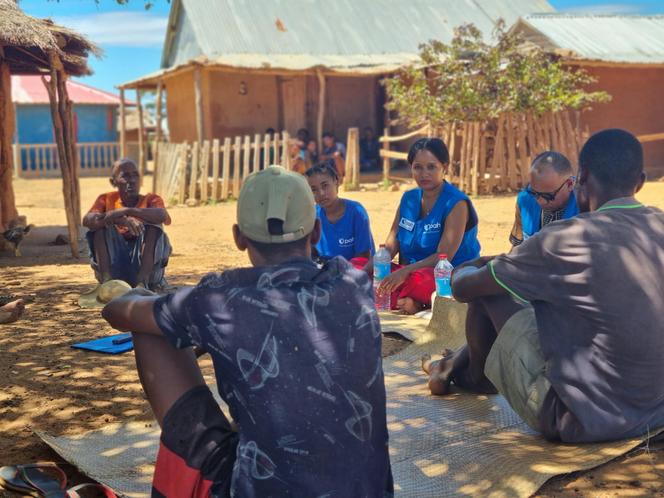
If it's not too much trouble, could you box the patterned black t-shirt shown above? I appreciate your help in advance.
[154,257,393,497]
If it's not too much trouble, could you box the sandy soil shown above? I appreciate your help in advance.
[1,176,663,497]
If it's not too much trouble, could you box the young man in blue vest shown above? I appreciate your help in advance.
[509,151,578,247]
[424,129,664,443]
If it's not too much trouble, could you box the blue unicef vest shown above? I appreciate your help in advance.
[397,183,481,266]
[517,190,579,240]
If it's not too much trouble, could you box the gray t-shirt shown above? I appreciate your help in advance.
[490,197,664,442]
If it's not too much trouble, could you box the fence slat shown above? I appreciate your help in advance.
[178,142,188,205]
[252,134,261,174]
[200,140,211,203]
[221,138,232,200]
[232,136,242,197]
[515,113,529,187]
[263,134,271,166]
[242,135,251,181]
[211,139,221,201]
[189,142,200,201]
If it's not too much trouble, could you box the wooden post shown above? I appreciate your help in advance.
[194,67,204,144]
[232,136,242,197]
[242,135,251,180]
[515,113,529,186]
[200,140,210,203]
[221,137,231,200]
[447,123,456,183]
[281,130,290,169]
[136,88,146,185]
[178,142,188,205]
[152,80,163,193]
[505,113,518,190]
[189,141,199,201]
[263,133,271,166]
[211,138,221,200]
[252,134,261,174]
[316,69,326,151]
[344,127,359,190]
[119,88,127,157]
[470,122,480,195]
[525,112,537,162]
[43,52,80,257]
[0,59,19,234]
[478,123,487,194]
[381,127,390,185]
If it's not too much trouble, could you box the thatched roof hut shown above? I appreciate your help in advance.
[0,0,98,257]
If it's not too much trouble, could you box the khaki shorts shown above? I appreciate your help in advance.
[484,306,551,431]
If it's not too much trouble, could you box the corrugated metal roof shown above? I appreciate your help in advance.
[163,0,554,70]
[516,14,664,64]
[12,75,132,105]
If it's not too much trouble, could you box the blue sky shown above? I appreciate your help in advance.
[17,0,664,95]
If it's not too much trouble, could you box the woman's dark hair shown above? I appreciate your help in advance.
[407,138,449,165]
[305,159,339,182]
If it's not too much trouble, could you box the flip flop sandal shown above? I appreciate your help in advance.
[0,463,67,497]
[67,483,118,498]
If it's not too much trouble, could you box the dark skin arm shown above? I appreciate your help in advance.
[450,256,505,303]
[101,289,164,336]
[103,207,169,225]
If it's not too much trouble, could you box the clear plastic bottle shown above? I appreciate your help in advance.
[373,244,392,311]
[434,254,454,298]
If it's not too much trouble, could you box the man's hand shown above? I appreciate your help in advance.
[114,216,144,237]
[103,207,131,223]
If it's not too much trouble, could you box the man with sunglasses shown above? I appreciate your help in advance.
[424,129,664,443]
[509,151,578,247]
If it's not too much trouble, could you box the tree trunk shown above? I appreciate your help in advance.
[43,51,80,258]
[0,58,19,235]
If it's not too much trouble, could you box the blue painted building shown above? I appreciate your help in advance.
[11,75,129,176]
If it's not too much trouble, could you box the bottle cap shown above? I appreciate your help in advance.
[439,253,448,260]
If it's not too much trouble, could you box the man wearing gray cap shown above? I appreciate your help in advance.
[102,166,393,498]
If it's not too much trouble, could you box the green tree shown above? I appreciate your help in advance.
[385,21,610,128]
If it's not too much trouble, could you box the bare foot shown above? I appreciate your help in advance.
[427,349,457,395]
[0,299,25,324]
[421,349,453,375]
[396,297,424,315]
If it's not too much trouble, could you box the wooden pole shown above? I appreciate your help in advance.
[211,138,221,200]
[232,135,242,197]
[200,140,210,203]
[316,69,326,151]
[189,141,199,202]
[43,52,80,257]
[242,135,251,180]
[178,142,188,205]
[381,127,390,185]
[152,80,163,193]
[194,66,204,144]
[119,88,127,157]
[136,88,146,185]
[221,137,231,200]
[0,58,19,234]
[252,134,261,174]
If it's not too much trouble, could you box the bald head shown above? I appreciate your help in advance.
[528,151,575,211]
[531,151,573,176]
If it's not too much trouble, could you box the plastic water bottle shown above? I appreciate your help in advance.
[373,244,392,311]
[434,254,454,298]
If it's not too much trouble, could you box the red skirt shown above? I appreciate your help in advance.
[351,257,435,309]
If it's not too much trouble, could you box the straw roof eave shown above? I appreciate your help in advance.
[0,0,99,76]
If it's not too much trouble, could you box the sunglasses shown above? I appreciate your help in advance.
[526,177,575,203]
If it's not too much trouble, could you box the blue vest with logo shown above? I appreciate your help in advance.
[397,183,481,266]
[517,190,579,241]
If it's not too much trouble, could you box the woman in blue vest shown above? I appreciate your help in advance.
[372,137,481,314]
[306,161,375,262]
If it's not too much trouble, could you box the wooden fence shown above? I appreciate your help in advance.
[13,141,137,179]
[154,128,361,204]
[380,109,584,195]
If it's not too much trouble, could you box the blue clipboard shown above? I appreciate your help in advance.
[71,333,134,354]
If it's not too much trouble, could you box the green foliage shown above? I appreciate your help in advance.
[385,21,610,127]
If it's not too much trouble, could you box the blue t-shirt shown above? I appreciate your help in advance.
[316,199,375,260]
[153,258,393,498]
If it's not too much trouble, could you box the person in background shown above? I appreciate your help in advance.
[306,161,375,262]
[427,129,664,444]
[82,158,171,290]
[510,151,578,247]
[306,139,319,166]
[360,127,381,171]
[362,138,481,314]
[320,131,346,179]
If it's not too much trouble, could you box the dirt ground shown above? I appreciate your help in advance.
[1,176,663,497]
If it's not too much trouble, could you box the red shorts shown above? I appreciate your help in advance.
[351,258,435,309]
[152,386,238,498]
